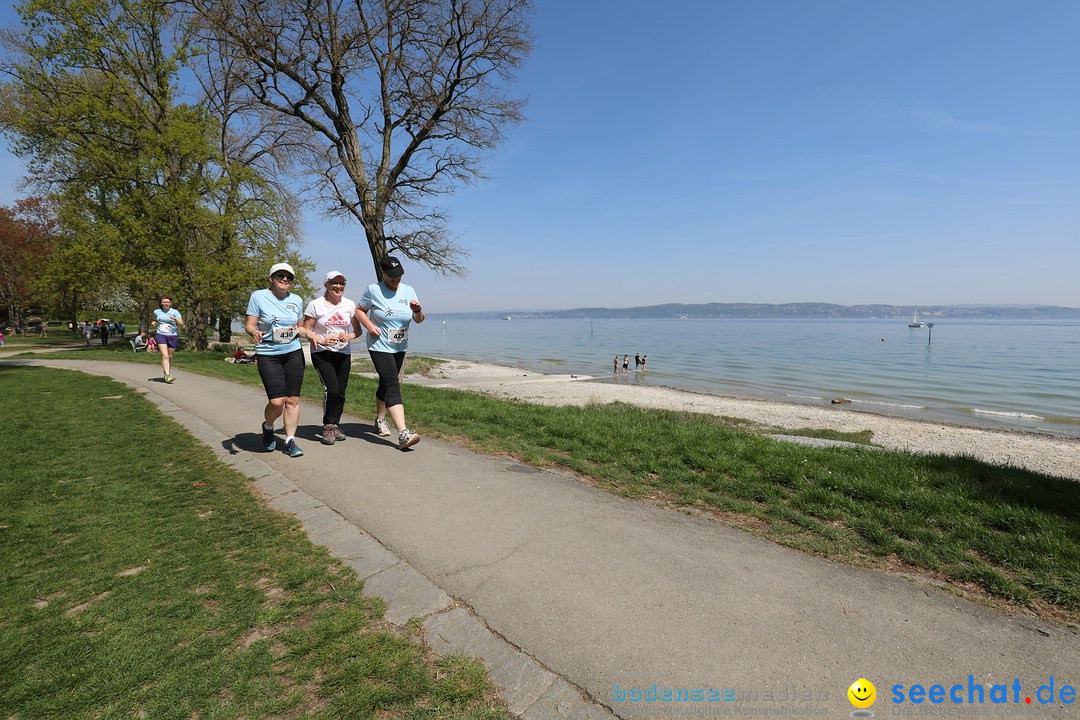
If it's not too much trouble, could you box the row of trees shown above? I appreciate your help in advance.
[0,0,532,347]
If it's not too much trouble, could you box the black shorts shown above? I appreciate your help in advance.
[256,348,306,399]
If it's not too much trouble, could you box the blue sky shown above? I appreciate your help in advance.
[2,1,1079,312]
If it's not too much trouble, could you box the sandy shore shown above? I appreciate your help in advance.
[406,358,1080,481]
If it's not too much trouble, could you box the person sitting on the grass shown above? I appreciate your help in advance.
[146,335,157,353]
[233,347,255,364]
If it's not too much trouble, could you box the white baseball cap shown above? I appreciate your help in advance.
[269,262,295,277]
[324,271,347,283]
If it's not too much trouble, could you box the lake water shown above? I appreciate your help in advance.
[406,317,1080,438]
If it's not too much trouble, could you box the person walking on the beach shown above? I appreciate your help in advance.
[622,354,629,373]
[151,296,184,383]
[356,255,424,450]
[246,262,310,458]
[303,271,362,446]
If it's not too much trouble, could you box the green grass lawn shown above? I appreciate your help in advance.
[0,365,510,720]
[12,341,1080,621]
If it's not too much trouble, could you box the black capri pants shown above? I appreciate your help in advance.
[311,350,352,425]
[369,350,406,408]
[256,348,306,399]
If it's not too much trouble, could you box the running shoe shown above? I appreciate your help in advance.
[164,374,175,384]
[262,424,277,451]
[398,429,420,450]
[284,439,304,458]
[321,424,336,445]
[332,424,346,441]
[375,418,392,437]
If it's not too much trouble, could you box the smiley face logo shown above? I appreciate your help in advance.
[848,678,876,709]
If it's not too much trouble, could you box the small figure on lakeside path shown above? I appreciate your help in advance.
[151,296,184,384]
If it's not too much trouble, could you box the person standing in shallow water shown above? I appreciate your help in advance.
[622,354,629,373]
[355,255,424,450]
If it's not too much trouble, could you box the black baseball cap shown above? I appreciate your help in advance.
[380,256,404,277]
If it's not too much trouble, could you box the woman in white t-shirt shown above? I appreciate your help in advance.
[303,271,363,446]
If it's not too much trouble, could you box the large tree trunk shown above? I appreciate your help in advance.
[216,314,232,343]
[187,301,209,351]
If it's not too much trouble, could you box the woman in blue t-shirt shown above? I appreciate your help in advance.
[355,255,425,449]
[151,296,184,383]
[245,262,317,458]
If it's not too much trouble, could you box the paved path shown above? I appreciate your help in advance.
[10,359,1079,718]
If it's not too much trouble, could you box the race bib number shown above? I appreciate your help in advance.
[386,326,408,345]
[271,326,298,343]
[159,322,176,335]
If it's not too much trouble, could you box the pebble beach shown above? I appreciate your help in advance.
[406,358,1080,482]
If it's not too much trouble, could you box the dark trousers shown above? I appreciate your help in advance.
[369,350,406,408]
[310,350,352,425]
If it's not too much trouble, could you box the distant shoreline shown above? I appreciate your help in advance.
[437,304,1080,321]
[405,356,1080,482]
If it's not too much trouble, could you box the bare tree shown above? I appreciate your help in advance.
[191,0,532,279]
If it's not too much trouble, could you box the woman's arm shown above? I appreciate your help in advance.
[301,316,324,346]
[245,315,263,344]
[354,306,379,336]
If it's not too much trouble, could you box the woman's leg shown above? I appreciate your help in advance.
[369,351,409,431]
[282,396,300,438]
[264,396,286,427]
[281,349,307,441]
[311,351,339,425]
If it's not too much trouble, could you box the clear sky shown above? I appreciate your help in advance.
[2,1,1078,312]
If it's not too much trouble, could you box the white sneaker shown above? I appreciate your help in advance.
[375,418,392,436]
[398,429,420,450]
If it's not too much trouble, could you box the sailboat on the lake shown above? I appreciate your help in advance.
[908,310,924,328]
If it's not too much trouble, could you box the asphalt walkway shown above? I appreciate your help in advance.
[12,358,1080,718]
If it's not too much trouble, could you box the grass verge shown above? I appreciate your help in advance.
[0,365,509,720]
[17,342,1080,620]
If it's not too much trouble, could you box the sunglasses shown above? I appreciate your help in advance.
[272,273,294,282]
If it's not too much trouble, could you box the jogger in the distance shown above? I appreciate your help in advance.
[150,296,183,384]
